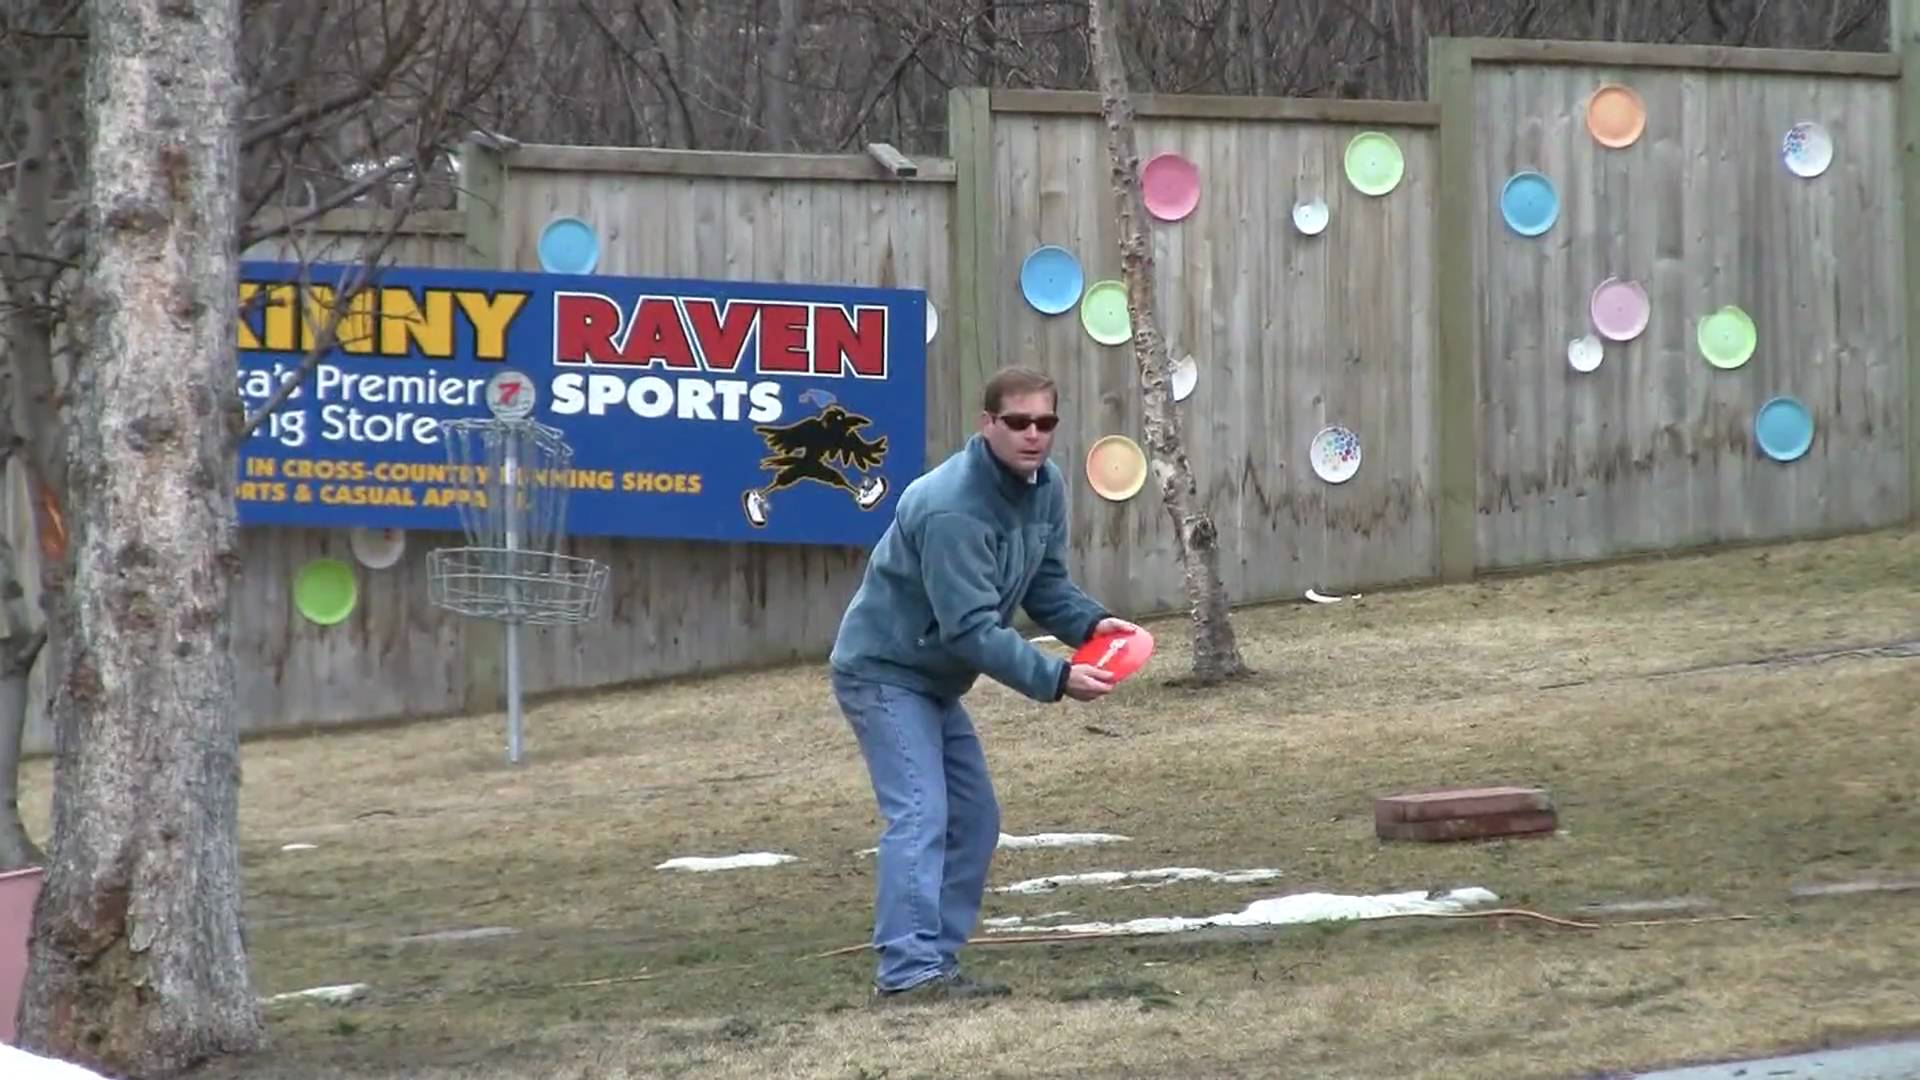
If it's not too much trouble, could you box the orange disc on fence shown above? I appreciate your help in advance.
[1586,83,1646,148]
[1086,435,1147,501]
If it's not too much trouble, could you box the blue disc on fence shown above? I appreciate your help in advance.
[1754,396,1813,462]
[1499,171,1559,236]
[538,216,599,274]
[1019,245,1084,315]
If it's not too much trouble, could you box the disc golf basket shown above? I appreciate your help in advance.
[427,409,609,765]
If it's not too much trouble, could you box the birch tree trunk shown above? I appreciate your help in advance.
[1086,0,1250,686]
[14,0,263,1069]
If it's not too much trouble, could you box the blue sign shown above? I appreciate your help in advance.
[235,260,927,547]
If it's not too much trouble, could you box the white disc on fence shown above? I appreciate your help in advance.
[1567,334,1604,373]
[1293,197,1330,236]
[1781,121,1833,178]
[1170,354,1198,401]
[1309,425,1362,484]
[350,526,406,569]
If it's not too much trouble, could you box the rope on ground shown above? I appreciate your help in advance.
[808,908,1759,958]
[557,960,762,988]
[546,910,1762,991]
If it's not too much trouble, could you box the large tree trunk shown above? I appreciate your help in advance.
[1086,0,1251,686]
[14,0,262,1071]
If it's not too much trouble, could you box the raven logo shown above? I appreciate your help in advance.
[741,400,890,528]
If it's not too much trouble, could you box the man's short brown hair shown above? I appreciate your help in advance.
[981,366,1058,414]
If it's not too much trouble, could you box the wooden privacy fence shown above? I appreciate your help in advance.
[11,33,1917,752]
[1435,39,1911,575]
[957,89,1444,613]
[946,36,1914,615]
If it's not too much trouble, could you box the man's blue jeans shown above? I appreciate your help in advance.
[830,669,1001,991]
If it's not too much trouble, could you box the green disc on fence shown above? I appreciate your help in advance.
[294,557,358,626]
[1697,305,1757,369]
[1343,131,1405,196]
[1080,280,1132,345]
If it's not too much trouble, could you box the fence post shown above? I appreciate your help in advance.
[459,138,508,270]
[1428,38,1478,582]
[456,136,508,714]
[946,88,997,435]
[1897,1,1920,522]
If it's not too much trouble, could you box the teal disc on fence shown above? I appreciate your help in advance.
[1500,171,1559,236]
[1754,396,1813,462]
[1020,245,1084,314]
[538,216,599,274]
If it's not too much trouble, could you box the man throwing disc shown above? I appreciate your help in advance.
[828,365,1139,1004]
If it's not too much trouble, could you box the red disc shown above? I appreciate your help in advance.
[1070,627,1155,682]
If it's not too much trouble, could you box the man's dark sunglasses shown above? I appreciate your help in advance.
[996,413,1059,433]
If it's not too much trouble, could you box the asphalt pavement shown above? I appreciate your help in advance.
[1620,1039,1920,1080]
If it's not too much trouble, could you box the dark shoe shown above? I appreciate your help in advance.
[944,970,1011,997]
[870,969,1011,1006]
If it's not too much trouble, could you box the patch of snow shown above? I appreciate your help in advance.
[997,831,1131,849]
[983,886,1500,936]
[981,910,1077,928]
[393,926,517,944]
[1788,878,1920,898]
[858,831,1130,857]
[265,983,368,1006]
[656,852,798,872]
[995,867,1285,894]
[0,1045,113,1079]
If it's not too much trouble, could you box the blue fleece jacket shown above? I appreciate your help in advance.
[829,433,1110,702]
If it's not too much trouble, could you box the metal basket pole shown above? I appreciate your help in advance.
[503,448,524,764]
[426,370,610,765]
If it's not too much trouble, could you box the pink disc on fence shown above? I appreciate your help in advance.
[1141,152,1200,221]
[1589,277,1650,341]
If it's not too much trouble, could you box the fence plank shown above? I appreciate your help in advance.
[460,141,508,269]
[1430,39,1480,581]
[505,144,957,183]
[990,89,1440,127]
[1898,0,1920,523]
[946,88,999,455]
[1457,38,1902,78]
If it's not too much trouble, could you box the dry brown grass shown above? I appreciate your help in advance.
[20,527,1920,1079]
